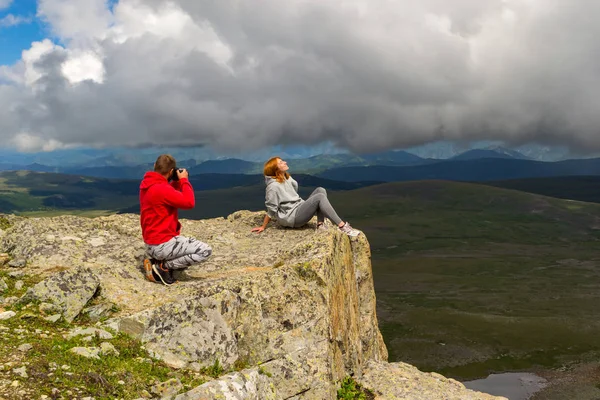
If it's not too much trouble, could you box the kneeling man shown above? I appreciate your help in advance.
[140,154,212,285]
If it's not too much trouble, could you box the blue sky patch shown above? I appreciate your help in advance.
[0,0,48,66]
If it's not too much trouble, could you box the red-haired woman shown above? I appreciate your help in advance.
[251,157,360,236]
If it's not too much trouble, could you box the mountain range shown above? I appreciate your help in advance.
[318,157,600,182]
[5,146,600,187]
[0,142,590,173]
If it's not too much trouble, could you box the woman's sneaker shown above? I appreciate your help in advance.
[152,262,175,286]
[339,222,361,237]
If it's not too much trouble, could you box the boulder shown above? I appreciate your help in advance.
[0,211,504,399]
[174,368,276,400]
[357,361,507,400]
[18,267,100,322]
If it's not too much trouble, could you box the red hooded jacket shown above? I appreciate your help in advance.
[139,171,195,245]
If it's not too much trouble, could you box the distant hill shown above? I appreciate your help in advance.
[0,171,139,214]
[189,159,261,174]
[187,152,428,175]
[451,147,529,161]
[285,151,428,174]
[326,180,600,378]
[0,171,376,216]
[406,141,570,161]
[485,176,600,204]
[360,150,427,165]
[318,157,600,182]
[62,166,149,180]
[0,151,430,179]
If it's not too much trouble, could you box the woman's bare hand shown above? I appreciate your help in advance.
[251,226,265,233]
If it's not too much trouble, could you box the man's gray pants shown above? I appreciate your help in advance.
[145,236,212,270]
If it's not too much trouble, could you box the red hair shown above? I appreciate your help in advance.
[263,157,290,183]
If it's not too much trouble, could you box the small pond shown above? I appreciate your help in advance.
[463,372,548,400]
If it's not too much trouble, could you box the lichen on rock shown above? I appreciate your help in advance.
[17,267,100,322]
[0,211,505,399]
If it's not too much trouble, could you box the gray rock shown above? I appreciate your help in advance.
[0,211,504,400]
[356,361,507,400]
[67,327,113,340]
[99,342,119,357]
[18,267,100,322]
[3,296,18,306]
[151,378,183,399]
[14,280,23,291]
[82,303,115,322]
[175,369,277,400]
[70,347,101,360]
[17,344,33,352]
[8,259,26,268]
[117,290,240,370]
[0,311,16,320]
[7,271,24,278]
[39,302,61,314]
[0,278,7,294]
[12,366,27,378]
[44,314,61,323]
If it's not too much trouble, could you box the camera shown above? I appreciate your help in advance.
[170,168,184,181]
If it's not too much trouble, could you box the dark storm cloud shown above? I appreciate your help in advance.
[2,0,600,152]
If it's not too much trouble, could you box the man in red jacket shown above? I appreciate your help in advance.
[140,154,212,285]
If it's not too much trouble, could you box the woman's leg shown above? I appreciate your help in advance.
[146,236,212,270]
[307,187,327,223]
[294,188,343,227]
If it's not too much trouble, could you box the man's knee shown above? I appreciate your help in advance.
[316,187,326,195]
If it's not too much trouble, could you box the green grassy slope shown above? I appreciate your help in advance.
[328,181,600,379]
[486,176,600,204]
[0,171,138,215]
[0,171,362,218]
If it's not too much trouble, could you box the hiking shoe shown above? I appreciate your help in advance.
[143,258,159,283]
[339,222,361,237]
[152,262,175,286]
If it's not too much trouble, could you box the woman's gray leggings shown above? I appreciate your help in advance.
[294,187,343,227]
[145,235,212,270]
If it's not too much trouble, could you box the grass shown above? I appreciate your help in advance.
[0,316,206,399]
[486,176,600,204]
[337,376,373,400]
[0,216,11,230]
[329,181,600,380]
[0,171,138,215]
[0,268,216,399]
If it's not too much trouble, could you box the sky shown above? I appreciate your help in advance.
[1,0,600,154]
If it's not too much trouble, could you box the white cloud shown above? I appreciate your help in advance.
[0,14,31,28]
[37,0,112,41]
[61,51,105,84]
[21,39,62,87]
[108,0,233,68]
[2,0,600,153]
[10,132,70,152]
[0,0,12,11]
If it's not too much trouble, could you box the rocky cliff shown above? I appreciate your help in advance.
[0,212,504,399]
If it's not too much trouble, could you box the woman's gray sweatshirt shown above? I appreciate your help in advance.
[264,176,304,227]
